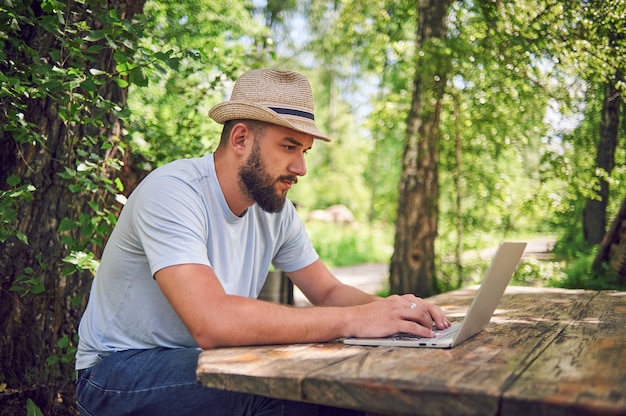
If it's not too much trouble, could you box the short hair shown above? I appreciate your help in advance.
[218,119,271,149]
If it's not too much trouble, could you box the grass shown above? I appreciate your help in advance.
[304,221,393,268]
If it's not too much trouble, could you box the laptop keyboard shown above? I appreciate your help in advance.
[392,323,460,341]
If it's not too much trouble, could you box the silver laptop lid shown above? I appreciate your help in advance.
[451,241,527,346]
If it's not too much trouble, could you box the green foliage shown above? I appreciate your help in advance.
[285,0,625,292]
[547,245,626,290]
[363,66,411,223]
[46,334,78,368]
[543,79,626,248]
[126,0,268,166]
[26,398,44,416]
[304,221,393,268]
[435,256,491,293]
[0,175,35,245]
[9,253,47,296]
[1,0,621,293]
[62,250,100,276]
[512,257,568,287]
[290,1,412,223]
[0,1,212,410]
[1,0,159,256]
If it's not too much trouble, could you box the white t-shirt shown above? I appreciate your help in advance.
[76,154,318,369]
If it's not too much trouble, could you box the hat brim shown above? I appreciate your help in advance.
[209,101,331,142]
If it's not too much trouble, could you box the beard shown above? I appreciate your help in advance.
[238,141,296,213]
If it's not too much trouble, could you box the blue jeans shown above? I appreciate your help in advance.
[76,347,364,416]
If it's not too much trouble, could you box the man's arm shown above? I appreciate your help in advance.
[286,259,378,306]
[288,258,450,334]
[155,261,449,350]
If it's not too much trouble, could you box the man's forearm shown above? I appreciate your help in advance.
[314,283,380,307]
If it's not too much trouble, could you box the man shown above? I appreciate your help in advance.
[75,68,450,415]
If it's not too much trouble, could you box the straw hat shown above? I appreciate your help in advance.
[209,69,331,142]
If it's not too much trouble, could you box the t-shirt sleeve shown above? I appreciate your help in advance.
[132,174,211,276]
[271,202,319,273]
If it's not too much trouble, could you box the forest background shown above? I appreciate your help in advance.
[1,0,625,414]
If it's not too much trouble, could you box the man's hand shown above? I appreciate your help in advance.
[346,294,451,339]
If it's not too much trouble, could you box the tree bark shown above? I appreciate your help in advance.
[593,194,626,282]
[452,91,464,289]
[583,75,621,246]
[389,0,453,297]
[0,1,145,414]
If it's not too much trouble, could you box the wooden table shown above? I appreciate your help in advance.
[197,286,626,415]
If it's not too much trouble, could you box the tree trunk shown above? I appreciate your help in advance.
[0,1,145,414]
[583,75,621,246]
[593,194,626,282]
[389,0,453,297]
[453,91,464,289]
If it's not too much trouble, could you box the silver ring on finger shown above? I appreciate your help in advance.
[410,302,417,310]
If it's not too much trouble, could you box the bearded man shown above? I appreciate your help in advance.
[75,69,449,416]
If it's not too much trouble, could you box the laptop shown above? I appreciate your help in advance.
[343,241,527,348]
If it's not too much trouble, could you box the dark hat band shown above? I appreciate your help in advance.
[269,107,315,121]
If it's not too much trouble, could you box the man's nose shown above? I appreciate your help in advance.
[289,153,307,177]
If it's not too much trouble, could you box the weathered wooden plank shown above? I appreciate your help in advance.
[196,342,371,401]
[302,345,502,415]
[501,290,626,416]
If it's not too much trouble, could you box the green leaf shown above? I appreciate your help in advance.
[60,235,75,246]
[30,279,45,294]
[17,232,28,244]
[62,265,77,276]
[9,283,24,293]
[70,296,82,307]
[41,79,63,92]
[80,79,98,92]
[115,61,128,73]
[57,335,69,349]
[26,398,44,416]
[114,177,124,192]
[86,44,104,54]
[46,355,60,366]
[114,78,129,88]
[115,107,131,118]
[129,67,148,87]
[68,184,83,193]
[39,15,59,34]
[84,30,105,42]
[48,49,60,62]
[167,58,181,71]
[6,175,20,186]
[58,217,78,232]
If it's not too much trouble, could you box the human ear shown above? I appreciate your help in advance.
[229,123,250,156]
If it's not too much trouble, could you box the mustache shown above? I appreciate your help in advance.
[278,175,298,185]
